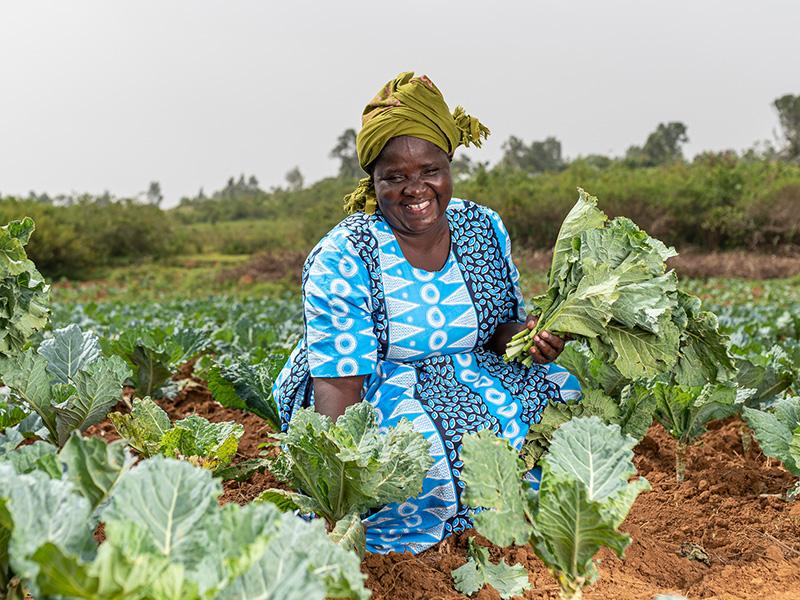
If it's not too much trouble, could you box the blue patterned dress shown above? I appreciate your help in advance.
[273,198,581,554]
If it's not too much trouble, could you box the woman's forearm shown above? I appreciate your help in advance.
[486,321,528,355]
[312,375,365,421]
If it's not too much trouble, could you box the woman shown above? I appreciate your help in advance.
[273,72,581,554]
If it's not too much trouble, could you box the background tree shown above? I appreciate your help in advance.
[285,166,304,191]
[330,128,361,178]
[626,122,688,166]
[499,136,564,173]
[774,94,800,161]
[146,181,163,206]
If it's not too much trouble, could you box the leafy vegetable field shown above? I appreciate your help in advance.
[2,213,800,599]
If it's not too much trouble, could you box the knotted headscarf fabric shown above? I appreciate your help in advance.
[343,72,490,214]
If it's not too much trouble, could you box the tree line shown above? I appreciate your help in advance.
[1,93,799,279]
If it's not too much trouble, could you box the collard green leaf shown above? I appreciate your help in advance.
[58,433,135,511]
[0,395,29,430]
[216,553,322,600]
[33,540,166,600]
[105,328,172,398]
[743,398,800,476]
[37,324,101,385]
[330,512,366,558]
[601,315,680,380]
[0,426,23,454]
[0,218,50,359]
[535,268,620,339]
[789,427,800,474]
[105,326,210,398]
[109,396,171,456]
[276,403,432,526]
[54,355,131,445]
[279,516,370,600]
[673,291,736,387]
[522,401,582,468]
[556,344,627,398]
[548,188,607,288]
[533,464,632,593]
[159,414,243,470]
[2,441,61,478]
[546,416,637,502]
[618,383,658,441]
[102,456,220,565]
[0,349,57,439]
[522,392,621,468]
[452,541,531,599]
[735,345,797,408]
[213,457,270,482]
[0,464,95,584]
[507,190,685,384]
[208,361,281,430]
[256,488,315,514]
[654,382,738,446]
[460,429,535,547]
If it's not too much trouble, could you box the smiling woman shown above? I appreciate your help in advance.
[272,72,582,554]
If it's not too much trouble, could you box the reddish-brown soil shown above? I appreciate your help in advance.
[86,379,800,600]
[514,247,800,280]
[216,250,306,285]
[363,418,800,600]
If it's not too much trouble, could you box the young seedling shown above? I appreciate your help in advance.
[461,417,649,600]
[110,397,245,474]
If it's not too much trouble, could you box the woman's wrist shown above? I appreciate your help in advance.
[487,321,528,355]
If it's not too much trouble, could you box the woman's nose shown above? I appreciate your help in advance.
[403,176,427,197]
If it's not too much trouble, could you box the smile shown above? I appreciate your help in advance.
[404,199,432,213]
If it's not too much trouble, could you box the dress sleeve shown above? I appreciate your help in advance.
[302,233,379,378]
[486,208,527,322]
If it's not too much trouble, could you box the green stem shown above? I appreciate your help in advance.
[676,441,688,483]
[558,576,583,600]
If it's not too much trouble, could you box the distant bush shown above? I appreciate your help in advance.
[0,197,184,279]
[457,157,800,251]
[7,157,800,280]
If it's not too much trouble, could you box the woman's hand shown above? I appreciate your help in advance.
[524,314,569,364]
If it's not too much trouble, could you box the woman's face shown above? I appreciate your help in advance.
[372,136,453,237]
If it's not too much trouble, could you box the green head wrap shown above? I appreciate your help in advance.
[343,72,490,214]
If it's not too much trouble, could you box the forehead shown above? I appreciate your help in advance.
[374,136,448,171]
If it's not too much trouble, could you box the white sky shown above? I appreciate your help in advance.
[0,0,797,206]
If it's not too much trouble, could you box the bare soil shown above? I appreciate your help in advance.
[514,247,800,280]
[216,250,306,285]
[87,381,800,600]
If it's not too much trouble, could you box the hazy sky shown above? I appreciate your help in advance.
[1,0,797,206]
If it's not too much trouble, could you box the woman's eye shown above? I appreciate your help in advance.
[424,168,439,175]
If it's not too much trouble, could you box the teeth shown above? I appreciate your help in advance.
[406,200,431,213]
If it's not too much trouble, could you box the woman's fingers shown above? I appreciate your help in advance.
[525,314,539,330]
[528,330,565,363]
[540,330,565,352]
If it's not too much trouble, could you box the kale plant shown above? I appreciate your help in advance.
[258,402,432,556]
[461,418,649,600]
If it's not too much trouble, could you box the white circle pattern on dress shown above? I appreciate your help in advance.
[330,278,352,297]
[338,255,358,277]
[336,357,358,376]
[430,330,447,350]
[328,297,349,317]
[334,333,357,354]
[332,316,354,331]
[426,307,446,328]
[412,268,435,282]
[420,283,440,304]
